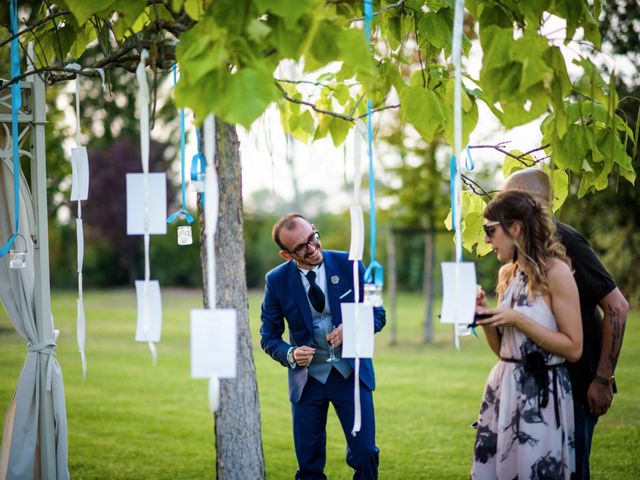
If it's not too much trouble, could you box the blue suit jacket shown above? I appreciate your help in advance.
[260,250,386,403]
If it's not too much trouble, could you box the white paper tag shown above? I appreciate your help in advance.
[135,280,162,342]
[190,309,237,379]
[126,173,167,235]
[440,261,476,325]
[340,303,374,358]
[70,146,89,201]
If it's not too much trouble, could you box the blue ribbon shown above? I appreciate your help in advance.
[362,0,383,287]
[449,154,456,232]
[1,0,22,259]
[167,64,194,225]
[190,127,206,181]
[465,145,475,170]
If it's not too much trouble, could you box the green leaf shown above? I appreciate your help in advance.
[399,86,446,142]
[502,154,526,178]
[543,167,568,212]
[185,0,204,20]
[65,0,117,25]
[217,68,280,127]
[247,18,272,42]
[418,10,453,55]
[329,117,351,147]
[254,0,316,26]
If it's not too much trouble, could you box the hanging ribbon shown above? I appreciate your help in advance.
[135,49,158,364]
[66,62,89,379]
[0,0,22,259]
[203,113,221,412]
[167,64,194,225]
[361,0,383,289]
[452,0,466,349]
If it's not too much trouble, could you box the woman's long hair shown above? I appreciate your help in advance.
[484,190,569,297]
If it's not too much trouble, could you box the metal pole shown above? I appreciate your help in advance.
[30,74,56,479]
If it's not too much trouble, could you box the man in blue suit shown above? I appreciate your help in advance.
[260,213,386,480]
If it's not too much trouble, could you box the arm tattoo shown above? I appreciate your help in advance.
[605,305,625,371]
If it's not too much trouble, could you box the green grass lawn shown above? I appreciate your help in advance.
[1,288,638,479]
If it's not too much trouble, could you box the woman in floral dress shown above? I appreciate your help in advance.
[471,190,582,480]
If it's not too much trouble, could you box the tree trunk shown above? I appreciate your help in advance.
[422,230,434,343]
[200,120,265,479]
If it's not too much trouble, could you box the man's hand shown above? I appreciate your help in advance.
[587,381,613,417]
[293,346,316,367]
[326,324,343,347]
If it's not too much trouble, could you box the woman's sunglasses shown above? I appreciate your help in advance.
[483,221,500,237]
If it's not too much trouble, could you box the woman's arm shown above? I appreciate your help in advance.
[478,260,582,362]
[477,266,507,357]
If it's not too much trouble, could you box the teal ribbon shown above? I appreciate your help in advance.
[465,145,474,170]
[190,127,206,181]
[167,64,194,225]
[1,0,22,258]
[449,154,456,231]
[362,0,383,287]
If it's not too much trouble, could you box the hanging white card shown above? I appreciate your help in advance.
[348,205,364,261]
[135,280,162,342]
[190,309,237,379]
[70,146,89,201]
[341,303,374,358]
[126,173,167,235]
[440,261,476,325]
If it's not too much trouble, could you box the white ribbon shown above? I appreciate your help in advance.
[135,50,157,363]
[452,0,465,349]
[203,114,218,309]
[203,114,220,411]
[349,124,368,436]
[65,62,89,377]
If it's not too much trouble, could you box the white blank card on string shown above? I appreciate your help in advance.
[126,173,167,235]
[440,262,476,325]
[190,309,237,379]
[135,280,162,342]
[341,303,374,358]
[70,146,90,201]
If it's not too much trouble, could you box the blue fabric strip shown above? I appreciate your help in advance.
[465,145,474,170]
[167,64,194,225]
[362,0,383,286]
[1,0,22,258]
[449,154,456,231]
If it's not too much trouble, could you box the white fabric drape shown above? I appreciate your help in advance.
[0,153,69,479]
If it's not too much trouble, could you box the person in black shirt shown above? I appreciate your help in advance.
[503,169,629,479]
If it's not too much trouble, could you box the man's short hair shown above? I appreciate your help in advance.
[272,213,309,251]
[503,168,552,208]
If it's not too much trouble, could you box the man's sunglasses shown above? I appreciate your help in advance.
[483,221,500,237]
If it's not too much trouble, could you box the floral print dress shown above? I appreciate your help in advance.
[471,272,575,480]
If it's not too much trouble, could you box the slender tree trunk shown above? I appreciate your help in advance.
[422,230,434,343]
[199,120,265,479]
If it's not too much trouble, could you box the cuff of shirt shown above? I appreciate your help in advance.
[287,346,297,369]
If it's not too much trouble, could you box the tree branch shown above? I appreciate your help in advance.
[349,0,406,22]
[0,9,71,49]
[461,174,495,199]
[468,142,550,166]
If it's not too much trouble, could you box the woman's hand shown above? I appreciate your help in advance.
[476,285,489,311]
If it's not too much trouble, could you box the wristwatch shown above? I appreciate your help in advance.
[594,374,615,386]
[287,347,296,368]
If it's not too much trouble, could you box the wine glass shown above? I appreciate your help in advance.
[324,324,339,363]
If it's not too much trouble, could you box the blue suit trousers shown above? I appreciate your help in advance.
[292,369,379,480]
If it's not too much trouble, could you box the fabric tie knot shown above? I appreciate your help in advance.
[28,341,57,391]
[305,270,325,313]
